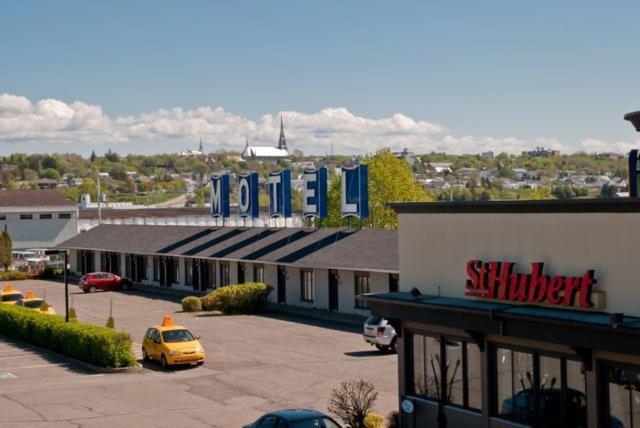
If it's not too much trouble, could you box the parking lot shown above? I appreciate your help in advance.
[0,279,398,427]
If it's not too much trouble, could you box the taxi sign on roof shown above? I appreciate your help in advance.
[3,284,13,292]
[25,290,35,299]
[162,315,174,327]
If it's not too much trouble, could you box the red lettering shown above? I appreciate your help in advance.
[562,277,581,307]
[546,276,565,305]
[509,273,529,302]
[465,260,481,291]
[496,262,514,300]
[578,270,596,308]
[528,262,549,304]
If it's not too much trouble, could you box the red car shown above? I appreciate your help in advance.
[79,272,126,293]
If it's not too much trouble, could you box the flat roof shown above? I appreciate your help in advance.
[58,224,398,272]
[0,189,76,207]
[389,198,640,214]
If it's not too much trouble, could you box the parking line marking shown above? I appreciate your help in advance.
[2,363,69,370]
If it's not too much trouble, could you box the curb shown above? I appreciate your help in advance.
[0,334,143,374]
[266,303,367,326]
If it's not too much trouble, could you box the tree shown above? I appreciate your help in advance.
[0,227,12,271]
[40,168,60,180]
[328,379,379,428]
[323,149,428,229]
[90,149,97,163]
[105,149,120,162]
[109,163,128,181]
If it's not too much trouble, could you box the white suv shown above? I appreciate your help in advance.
[363,315,397,353]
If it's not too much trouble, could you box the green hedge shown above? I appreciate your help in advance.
[201,282,272,314]
[181,296,202,312]
[0,271,30,281]
[0,304,136,368]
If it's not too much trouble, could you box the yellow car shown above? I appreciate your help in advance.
[15,290,56,315]
[0,284,24,305]
[142,316,205,369]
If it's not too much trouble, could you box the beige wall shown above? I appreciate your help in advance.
[398,212,640,316]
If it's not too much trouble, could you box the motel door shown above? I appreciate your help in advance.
[238,263,245,284]
[277,265,286,304]
[329,270,339,311]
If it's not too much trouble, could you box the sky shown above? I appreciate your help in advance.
[1,1,639,156]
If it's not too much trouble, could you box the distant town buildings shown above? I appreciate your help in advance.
[242,117,290,162]
[522,146,561,157]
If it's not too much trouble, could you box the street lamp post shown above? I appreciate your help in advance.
[624,111,640,197]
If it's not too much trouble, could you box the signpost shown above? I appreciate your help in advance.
[44,249,69,322]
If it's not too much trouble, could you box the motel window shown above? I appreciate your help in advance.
[300,269,314,302]
[355,273,370,309]
[0,215,5,220]
[125,255,132,278]
[605,363,640,428]
[411,332,482,411]
[253,264,265,283]
[185,259,193,286]
[172,259,179,284]
[219,262,230,287]
[39,213,52,220]
[20,214,33,220]
[493,345,586,427]
[58,213,71,219]
[153,257,159,282]
[208,262,215,288]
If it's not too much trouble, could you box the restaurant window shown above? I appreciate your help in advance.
[219,262,230,286]
[494,345,587,427]
[410,332,482,411]
[355,273,370,309]
[58,213,71,219]
[39,213,52,220]
[300,269,314,302]
[0,215,6,220]
[253,264,265,283]
[185,259,193,286]
[605,363,640,428]
[20,214,33,220]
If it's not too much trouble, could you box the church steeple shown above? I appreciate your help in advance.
[198,138,203,152]
[277,116,288,152]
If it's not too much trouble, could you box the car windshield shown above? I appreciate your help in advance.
[162,329,196,343]
[2,293,23,302]
[23,300,43,308]
[365,315,382,325]
[291,417,341,428]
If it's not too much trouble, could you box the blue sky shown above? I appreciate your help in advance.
[1,1,639,155]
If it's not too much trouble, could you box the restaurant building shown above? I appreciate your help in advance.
[366,199,640,428]
[59,224,398,316]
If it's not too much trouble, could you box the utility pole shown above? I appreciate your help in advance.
[97,176,102,224]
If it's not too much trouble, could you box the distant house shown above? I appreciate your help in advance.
[392,148,415,164]
[242,117,290,162]
[31,178,61,190]
[0,163,17,172]
[291,161,316,170]
[426,162,453,173]
[512,168,528,180]
[181,139,205,158]
[455,167,478,179]
[522,146,560,157]
[480,151,495,158]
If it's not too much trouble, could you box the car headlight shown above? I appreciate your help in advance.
[196,348,204,353]
[168,350,181,356]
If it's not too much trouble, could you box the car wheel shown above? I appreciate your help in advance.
[161,354,169,369]
[388,338,398,354]
[375,344,385,352]
[142,347,150,361]
[89,286,97,293]
[196,361,204,366]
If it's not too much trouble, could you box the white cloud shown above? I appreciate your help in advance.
[0,93,634,155]
[580,138,638,154]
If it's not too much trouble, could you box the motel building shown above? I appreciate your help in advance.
[366,199,640,428]
[59,224,398,316]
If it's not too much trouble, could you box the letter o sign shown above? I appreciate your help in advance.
[239,178,250,213]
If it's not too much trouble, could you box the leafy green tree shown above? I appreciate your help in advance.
[90,150,97,163]
[600,183,618,198]
[323,149,428,229]
[0,227,12,271]
[40,168,60,180]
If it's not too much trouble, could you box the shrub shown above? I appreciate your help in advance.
[201,282,272,314]
[68,307,78,322]
[38,267,62,279]
[364,413,385,428]
[181,296,202,312]
[0,304,135,368]
[200,293,219,311]
[106,316,115,329]
[386,411,400,428]
[328,379,379,428]
[0,271,30,281]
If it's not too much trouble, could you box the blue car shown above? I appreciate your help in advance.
[243,409,342,428]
